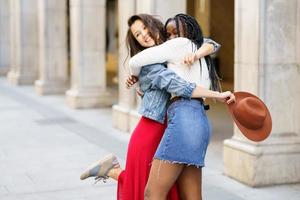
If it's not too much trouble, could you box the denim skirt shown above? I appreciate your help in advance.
[154,98,211,167]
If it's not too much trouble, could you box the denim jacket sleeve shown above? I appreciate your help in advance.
[142,64,196,99]
[203,38,221,54]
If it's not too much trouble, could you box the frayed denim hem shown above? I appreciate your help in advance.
[152,157,205,168]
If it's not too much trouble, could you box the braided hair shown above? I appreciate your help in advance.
[165,14,222,92]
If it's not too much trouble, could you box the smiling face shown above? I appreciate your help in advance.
[130,19,156,48]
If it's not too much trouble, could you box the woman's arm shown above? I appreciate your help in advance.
[129,41,173,76]
[192,88,235,104]
[139,63,195,98]
[203,38,221,54]
[145,64,235,104]
[129,38,220,76]
[147,65,196,98]
[183,38,221,65]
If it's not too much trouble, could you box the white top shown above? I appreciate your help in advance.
[129,37,211,91]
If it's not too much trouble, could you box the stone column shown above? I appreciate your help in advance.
[35,0,68,95]
[106,0,117,54]
[153,0,186,22]
[112,0,136,132]
[0,0,10,76]
[66,0,111,108]
[297,0,300,69]
[128,95,142,133]
[106,0,118,82]
[7,0,39,85]
[223,0,300,187]
[137,0,186,22]
[195,0,210,36]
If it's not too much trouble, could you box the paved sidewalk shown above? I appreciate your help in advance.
[0,78,299,200]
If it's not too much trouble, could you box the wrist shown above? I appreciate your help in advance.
[214,91,221,98]
[196,51,203,60]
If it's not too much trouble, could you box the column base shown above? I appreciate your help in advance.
[112,104,130,132]
[0,67,9,76]
[223,137,300,187]
[7,70,37,85]
[129,109,140,133]
[66,88,112,108]
[35,80,68,95]
[111,106,143,133]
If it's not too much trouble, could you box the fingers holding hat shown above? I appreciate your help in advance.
[226,92,236,104]
[219,91,236,104]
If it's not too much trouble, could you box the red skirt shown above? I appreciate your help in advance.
[117,116,180,200]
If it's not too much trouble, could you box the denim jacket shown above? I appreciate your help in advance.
[138,63,196,123]
[136,38,220,123]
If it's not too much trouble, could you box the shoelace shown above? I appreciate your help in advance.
[94,175,109,184]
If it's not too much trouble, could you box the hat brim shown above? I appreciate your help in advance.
[226,91,272,142]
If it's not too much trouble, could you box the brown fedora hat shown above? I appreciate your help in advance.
[227,91,272,142]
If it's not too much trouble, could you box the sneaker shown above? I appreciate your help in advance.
[80,153,119,181]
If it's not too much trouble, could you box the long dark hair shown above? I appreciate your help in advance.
[165,14,222,92]
[126,14,166,57]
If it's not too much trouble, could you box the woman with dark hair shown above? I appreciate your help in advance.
[80,14,234,200]
[128,14,230,200]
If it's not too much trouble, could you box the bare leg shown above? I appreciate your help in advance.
[177,166,202,200]
[107,164,123,181]
[144,159,184,200]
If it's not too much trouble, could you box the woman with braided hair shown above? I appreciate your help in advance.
[128,14,229,200]
[165,14,221,92]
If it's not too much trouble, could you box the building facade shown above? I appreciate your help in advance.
[0,0,299,187]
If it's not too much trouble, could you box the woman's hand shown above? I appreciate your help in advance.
[183,52,199,66]
[136,87,144,97]
[218,91,236,104]
[126,75,139,89]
